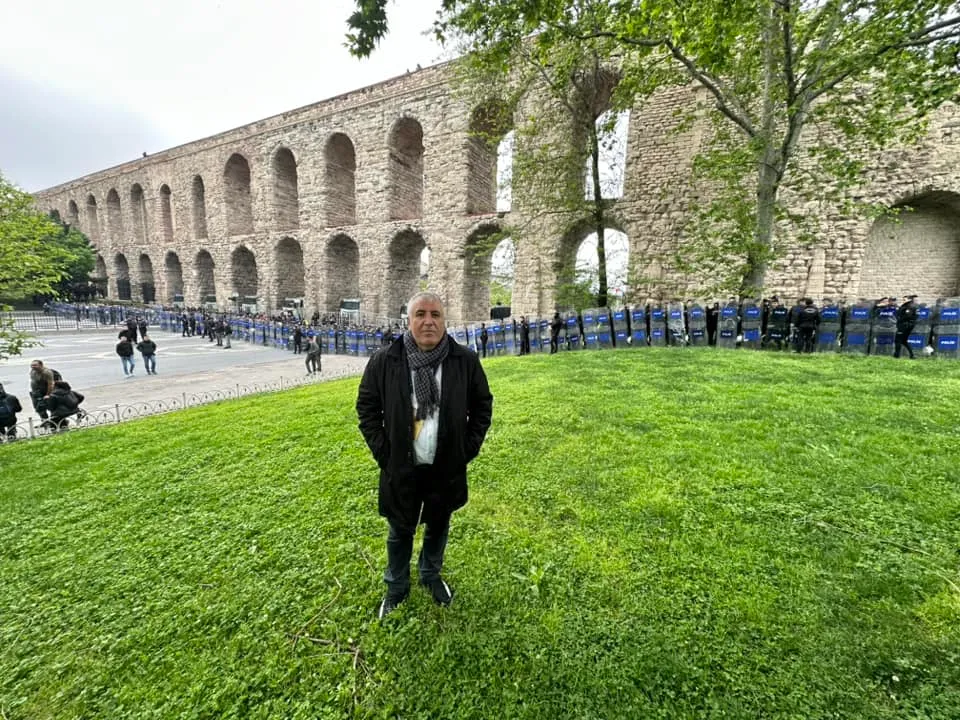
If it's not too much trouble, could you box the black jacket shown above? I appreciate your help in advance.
[797,306,819,329]
[897,302,918,332]
[0,391,22,425]
[46,388,84,419]
[356,336,493,528]
[137,340,157,355]
[116,341,134,357]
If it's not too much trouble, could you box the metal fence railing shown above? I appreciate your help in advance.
[1,367,361,445]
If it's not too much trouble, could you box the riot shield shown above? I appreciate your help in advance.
[326,328,336,354]
[582,308,599,350]
[595,308,613,348]
[741,301,762,350]
[717,302,739,349]
[841,303,872,355]
[908,305,933,356]
[611,308,629,347]
[565,312,581,350]
[687,303,707,346]
[453,326,468,348]
[871,303,897,356]
[503,320,518,355]
[629,306,647,347]
[491,322,505,356]
[934,298,960,359]
[817,304,841,353]
[526,318,541,353]
[539,319,553,352]
[666,302,686,346]
[649,305,667,347]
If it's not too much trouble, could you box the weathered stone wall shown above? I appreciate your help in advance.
[34,61,960,321]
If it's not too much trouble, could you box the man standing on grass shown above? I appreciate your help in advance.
[356,292,493,620]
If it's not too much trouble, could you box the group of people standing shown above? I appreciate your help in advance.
[116,316,158,376]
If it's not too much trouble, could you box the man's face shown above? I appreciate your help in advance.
[410,298,446,351]
[30,363,40,372]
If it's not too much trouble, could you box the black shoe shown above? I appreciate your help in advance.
[422,577,454,607]
[377,588,409,620]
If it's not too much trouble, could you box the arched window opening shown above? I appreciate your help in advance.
[224,153,254,236]
[274,237,305,309]
[387,230,427,317]
[159,185,174,243]
[467,102,513,215]
[574,228,630,304]
[130,184,148,244]
[85,195,100,244]
[324,234,360,311]
[584,110,630,201]
[192,175,208,239]
[272,148,299,230]
[230,246,259,305]
[115,253,131,301]
[324,133,357,226]
[387,117,424,221]
[195,250,216,303]
[106,189,122,242]
[139,254,156,303]
[67,200,80,227]
[164,251,184,303]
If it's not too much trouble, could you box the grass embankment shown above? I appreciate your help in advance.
[1,349,959,719]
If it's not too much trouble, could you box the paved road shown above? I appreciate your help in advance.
[0,331,369,423]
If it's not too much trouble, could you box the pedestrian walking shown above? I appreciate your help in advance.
[305,336,322,375]
[117,336,136,376]
[137,335,158,375]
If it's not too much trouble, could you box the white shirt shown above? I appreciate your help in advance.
[411,365,442,465]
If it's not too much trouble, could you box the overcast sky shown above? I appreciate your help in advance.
[0,0,448,192]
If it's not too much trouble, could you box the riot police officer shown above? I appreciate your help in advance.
[766,297,790,350]
[796,299,819,353]
[895,295,918,359]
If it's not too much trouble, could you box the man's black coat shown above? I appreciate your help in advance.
[356,336,493,529]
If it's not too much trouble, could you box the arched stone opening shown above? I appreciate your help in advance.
[164,251,184,303]
[387,117,424,221]
[85,194,100,244]
[130,184,148,243]
[463,224,511,319]
[139,254,156,303]
[387,230,427,317]
[584,110,630,201]
[115,253,131,301]
[192,175,208,239]
[67,200,80,227]
[106,189,122,242]
[556,219,630,308]
[324,133,357,226]
[224,153,254,235]
[159,184,174,242]
[93,254,108,298]
[274,236,305,308]
[466,102,513,215]
[231,245,259,301]
[195,250,216,303]
[272,147,299,230]
[860,190,960,300]
[324,234,360,311]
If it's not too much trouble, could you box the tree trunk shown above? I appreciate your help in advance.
[590,126,608,307]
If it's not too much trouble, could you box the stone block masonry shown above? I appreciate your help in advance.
[33,62,960,321]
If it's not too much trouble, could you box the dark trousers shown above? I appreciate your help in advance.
[798,327,815,353]
[305,354,320,373]
[30,393,49,420]
[385,514,450,596]
[550,335,559,353]
[894,330,915,358]
[480,339,487,358]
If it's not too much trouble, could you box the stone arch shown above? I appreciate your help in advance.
[557,217,630,307]
[324,133,357,226]
[164,251,184,303]
[139,253,156,303]
[466,101,513,215]
[231,245,259,300]
[106,189,123,242]
[159,184,174,242]
[272,147,299,230]
[93,254,108,297]
[195,250,216,302]
[274,236,305,307]
[130,184,148,243]
[85,194,100,244]
[585,110,631,201]
[463,223,508,319]
[114,253,131,300]
[224,153,254,235]
[859,190,960,300]
[67,200,80,227]
[387,117,424,221]
[387,229,427,317]
[192,175,208,239]
[324,234,360,311]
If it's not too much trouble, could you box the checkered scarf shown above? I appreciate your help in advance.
[404,330,449,420]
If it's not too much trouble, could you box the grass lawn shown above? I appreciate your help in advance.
[1,348,959,719]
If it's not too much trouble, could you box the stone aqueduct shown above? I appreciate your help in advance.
[34,61,960,322]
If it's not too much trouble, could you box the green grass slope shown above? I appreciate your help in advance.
[1,349,959,719]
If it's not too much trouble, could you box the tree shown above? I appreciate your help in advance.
[348,0,960,295]
[0,172,91,359]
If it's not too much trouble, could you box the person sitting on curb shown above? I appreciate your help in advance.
[44,380,85,432]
